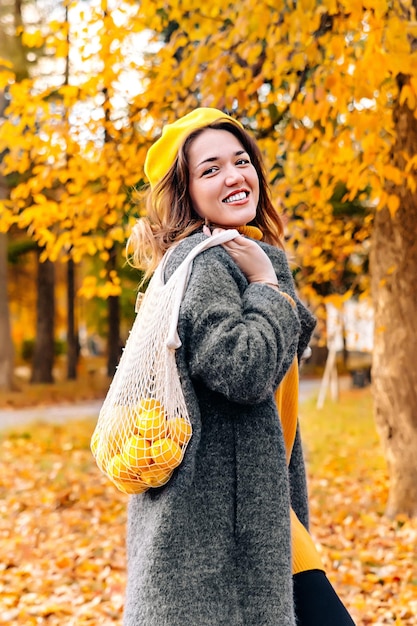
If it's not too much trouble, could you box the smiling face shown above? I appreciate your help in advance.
[187,128,260,228]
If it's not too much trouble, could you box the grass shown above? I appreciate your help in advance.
[300,386,390,528]
[300,386,386,475]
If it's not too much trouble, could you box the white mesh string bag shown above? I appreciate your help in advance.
[91,229,240,494]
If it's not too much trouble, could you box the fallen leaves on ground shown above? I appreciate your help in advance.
[0,388,416,625]
[0,422,126,625]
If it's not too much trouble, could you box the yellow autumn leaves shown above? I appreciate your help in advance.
[91,399,192,495]
[1,0,416,305]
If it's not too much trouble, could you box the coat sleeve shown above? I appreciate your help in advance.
[176,246,302,405]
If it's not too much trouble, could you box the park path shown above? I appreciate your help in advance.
[0,399,103,431]
[0,377,351,431]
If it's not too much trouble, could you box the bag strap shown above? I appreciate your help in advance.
[167,229,241,348]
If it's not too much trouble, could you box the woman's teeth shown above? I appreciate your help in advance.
[223,192,247,203]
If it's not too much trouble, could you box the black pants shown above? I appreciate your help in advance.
[293,569,356,626]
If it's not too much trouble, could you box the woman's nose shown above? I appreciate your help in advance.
[225,167,245,185]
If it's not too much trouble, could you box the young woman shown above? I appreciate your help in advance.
[124,108,356,626]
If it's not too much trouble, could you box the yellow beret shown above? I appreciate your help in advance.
[144,107,243,189]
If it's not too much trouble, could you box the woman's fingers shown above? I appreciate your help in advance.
[203,226,277,285]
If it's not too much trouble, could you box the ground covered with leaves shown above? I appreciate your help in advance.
[0,387,416,625]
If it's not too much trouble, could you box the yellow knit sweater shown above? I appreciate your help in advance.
[275,354,324,575]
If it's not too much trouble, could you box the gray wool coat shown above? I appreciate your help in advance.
[124,232,316,626]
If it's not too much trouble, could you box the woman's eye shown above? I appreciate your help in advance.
[236,158,250,165]
[202,166,218,176]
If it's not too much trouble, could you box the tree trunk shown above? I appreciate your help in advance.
[106,246,120,377]
[370,99,417,518]
[31,253,55,384]
[0,233,14,391]
[67,258,78,379]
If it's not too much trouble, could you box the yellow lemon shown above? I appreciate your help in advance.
[107,453,137,481]
[167,417,192,447]
[138,398,162,412]
[149,437,183,470]
[113,477,149,495]
[91,429,108,470]
[135,407,167,441]
[122,435,152,470]
[140,466,173,488]
[91,429,100,455]
[105,405,135,456]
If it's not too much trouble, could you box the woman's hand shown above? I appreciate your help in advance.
[204,226,279,287]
